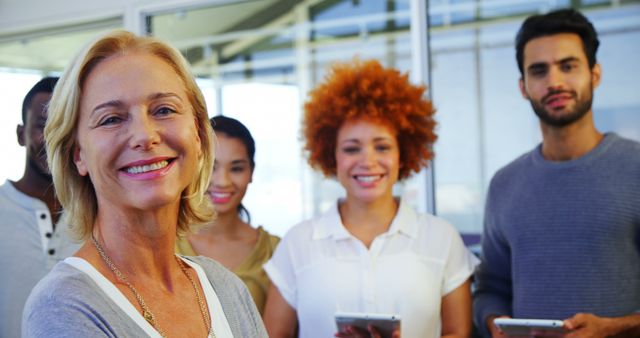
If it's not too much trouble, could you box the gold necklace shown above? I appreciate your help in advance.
[176,254,216,338]
[91,235,215,338]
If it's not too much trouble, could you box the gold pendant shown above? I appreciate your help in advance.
[143,310,154,324]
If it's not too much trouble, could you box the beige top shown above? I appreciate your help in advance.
[176,226,280,314]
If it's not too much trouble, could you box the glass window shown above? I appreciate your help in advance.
[148,0,425,236]
[0,70,43,182]
[0,22,121,184]
[429,2,640,240]
[221,83,303,236]
[146,0,640,240]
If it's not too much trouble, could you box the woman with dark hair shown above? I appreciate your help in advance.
[177,115,279,315]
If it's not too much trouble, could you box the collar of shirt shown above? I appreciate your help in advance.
[311,198,419,241]
[1,180,48,211]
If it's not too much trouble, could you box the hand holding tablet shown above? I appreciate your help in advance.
[335,312,401,338]
[493,318,566,337]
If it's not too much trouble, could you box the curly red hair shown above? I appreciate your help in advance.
[303,59,437,180]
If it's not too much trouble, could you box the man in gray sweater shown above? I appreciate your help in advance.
[473,9,640,338]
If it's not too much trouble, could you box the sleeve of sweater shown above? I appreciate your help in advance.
[225,267,269,337]
[473,176,513,338]
[22,281,116,338]
[194,256,269,338]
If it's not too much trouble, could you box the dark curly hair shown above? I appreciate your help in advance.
[303,59,437,180]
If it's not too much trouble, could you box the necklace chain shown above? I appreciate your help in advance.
[176,253,215,338]
[91,235,215,338]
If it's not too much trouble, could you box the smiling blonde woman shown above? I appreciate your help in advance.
[22,30,267,338]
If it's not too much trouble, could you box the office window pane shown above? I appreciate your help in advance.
[431,46,484,234]
[0,22,121,184]
[148,0,425,235]
[429,3,640,238]
[222,83,303,236]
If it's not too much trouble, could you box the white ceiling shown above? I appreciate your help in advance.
[151,0,281,43]
[0,0,293,72]
[0,27,117,71]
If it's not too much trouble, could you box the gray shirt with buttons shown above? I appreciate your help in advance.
[0,181,81,338]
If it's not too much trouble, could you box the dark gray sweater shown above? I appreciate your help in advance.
[22,255,268,337]
[474,133,640,337]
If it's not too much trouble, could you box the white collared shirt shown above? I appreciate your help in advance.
[264,199,479,338]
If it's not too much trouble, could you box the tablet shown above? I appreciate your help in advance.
[335,312,401,338]
[494,318,565,337]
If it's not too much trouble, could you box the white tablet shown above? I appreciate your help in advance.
[335,312,401,338]
[494,318,565,337]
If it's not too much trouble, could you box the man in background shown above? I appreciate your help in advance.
[474,9,640,338]
[0,77,81,337]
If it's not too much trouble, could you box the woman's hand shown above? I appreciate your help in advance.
[263,285,297,338]
[441,280,472,338]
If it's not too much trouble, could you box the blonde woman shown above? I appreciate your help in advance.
[22,30,267,337]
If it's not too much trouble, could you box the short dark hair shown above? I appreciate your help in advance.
[211,115,256,222]
[21,76,58,124]
[515,8,599,75]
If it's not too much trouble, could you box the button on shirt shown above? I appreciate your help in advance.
[264,199,479,338]
[0,181,82,338]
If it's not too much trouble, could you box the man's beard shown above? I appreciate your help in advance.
[27,153,53,182]
[530,87,593,128]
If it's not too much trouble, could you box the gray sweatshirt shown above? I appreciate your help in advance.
[22,255,268,337]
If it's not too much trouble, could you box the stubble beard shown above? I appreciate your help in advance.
[530,85,594,128]
[27,151,53,183]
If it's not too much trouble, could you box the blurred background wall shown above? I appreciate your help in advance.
[1,0,638,245]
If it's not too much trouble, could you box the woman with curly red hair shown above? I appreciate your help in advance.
[263,60,478,338]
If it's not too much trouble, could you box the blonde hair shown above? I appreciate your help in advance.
[45,30,215,239]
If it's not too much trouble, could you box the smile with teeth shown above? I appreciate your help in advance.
[210,192,232,199]
[209,191,233,204]
[354,174,383,182]
[125,160,169,174]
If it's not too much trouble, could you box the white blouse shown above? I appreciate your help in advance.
[264,199,479,338]
[65,256,234,338]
